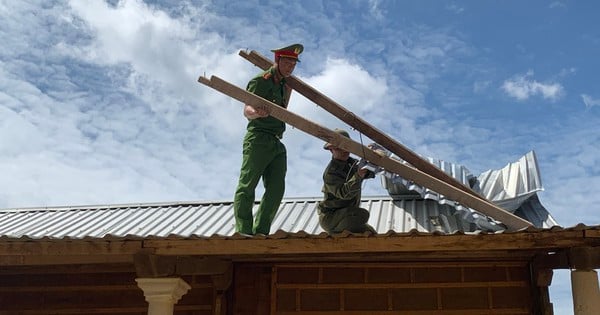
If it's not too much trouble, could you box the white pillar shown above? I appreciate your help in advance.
[136,278,191,315]
[571,269,600,315]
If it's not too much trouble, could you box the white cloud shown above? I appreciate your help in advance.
[581,94,600,108]
[66,0,239,112]
[368,0,385,20]
[308,58,387,113]
[446,4,465,14]
[502,71,564,101]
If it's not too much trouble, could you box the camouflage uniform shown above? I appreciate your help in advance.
[317,156,375,234]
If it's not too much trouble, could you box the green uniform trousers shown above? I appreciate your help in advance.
[319,206,375,234]
[233,131,286,235]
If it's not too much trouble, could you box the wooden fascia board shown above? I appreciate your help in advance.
[0,254,134,266]
[1,230,596,266]
[0,240,143,266]
[534,246,600,270]
[0,240,143,255]
[584,229,600,238]
[145,231,590,256]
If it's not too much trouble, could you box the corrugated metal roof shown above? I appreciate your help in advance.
[0,196,516,239]
[0,152,559,240]
[0,195,537,240]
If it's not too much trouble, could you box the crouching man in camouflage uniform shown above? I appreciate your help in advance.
[317,129,377,234]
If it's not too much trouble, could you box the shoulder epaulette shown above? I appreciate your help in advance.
[262,72,272,80]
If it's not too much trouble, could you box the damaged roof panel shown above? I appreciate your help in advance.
[381,150,556,229]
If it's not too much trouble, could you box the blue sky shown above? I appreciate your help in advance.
[1,0,598,313]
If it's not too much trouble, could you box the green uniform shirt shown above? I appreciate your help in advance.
[246,67,287,138]
[318,157,363,211]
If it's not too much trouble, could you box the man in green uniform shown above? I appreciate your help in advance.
[318,129,377,234]
[233,43,303,235]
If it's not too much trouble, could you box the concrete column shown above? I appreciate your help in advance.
[571,269,600,315]
[136,278,191,315]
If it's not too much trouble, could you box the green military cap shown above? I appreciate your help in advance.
[323,128,350,150]
[271,43,304,62]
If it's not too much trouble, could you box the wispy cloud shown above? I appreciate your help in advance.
[368,0,385,20]
[581,94,600,108]
[549,1,566,9]
[501,71,564,101]
[446,4,465,14]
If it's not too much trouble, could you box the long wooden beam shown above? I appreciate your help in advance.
[239,50,486,204]
[147,229,589,256]
[197,75,532,231]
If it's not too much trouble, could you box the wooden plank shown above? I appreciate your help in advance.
[584,229,600,238]
[4,307,150,314]
[0,240,143,266]
[0,240,143,256]
[146,230,587,256]
[0,285,139,293]
[197,75,532,231]
[274,282,528,289]
[239,50,485,205]
[282,312,530,315]
[4,305,211,314]
[238,252,539,265]
[274,262,527,268]
[568,246,600,269]
[0,263,135,275]
[0,254,134,266]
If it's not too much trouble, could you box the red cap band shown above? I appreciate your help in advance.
[274,50,299,60]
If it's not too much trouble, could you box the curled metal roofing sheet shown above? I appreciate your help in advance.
[380,151,556,229]
[475,151,543,212]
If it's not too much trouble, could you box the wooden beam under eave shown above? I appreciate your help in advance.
[133,253,233,277]
[569,246,600,270]
[229,251,539,263]
[0,254,134,266]
[0,240,144,257]
[144,230,589,256]
[584,229,600,238]
[0,263,136,274]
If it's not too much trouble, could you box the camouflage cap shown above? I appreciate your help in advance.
[323,128,350,150]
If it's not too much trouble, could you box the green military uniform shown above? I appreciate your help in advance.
[317,156,375,234]
[233,43,303,235]
[233,67,288,235]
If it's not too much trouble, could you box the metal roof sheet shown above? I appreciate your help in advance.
[0,193,558,241]
[475,151,543,212]
[0,151,559,240]
[380,151,556,229]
